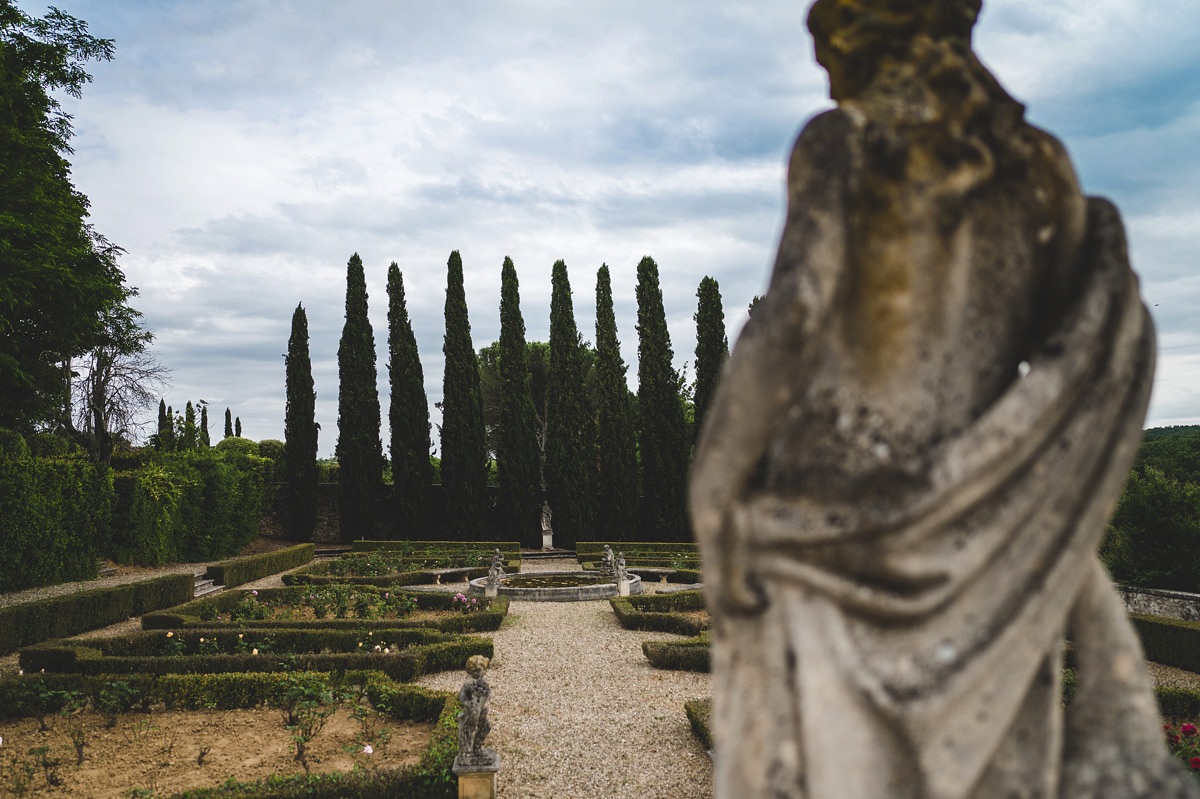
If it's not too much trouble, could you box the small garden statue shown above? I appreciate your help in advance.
[599,544,616,578]
[487,548,505,587]
[541,500,554,549]
[455,655,494,764]
[615,551,627,582]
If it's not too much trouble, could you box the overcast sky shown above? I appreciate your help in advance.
[26,0,1200,458]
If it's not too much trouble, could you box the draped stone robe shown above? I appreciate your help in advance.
[689,101,1197,799]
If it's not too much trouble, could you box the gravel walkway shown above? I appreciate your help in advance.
[414,556,713,799]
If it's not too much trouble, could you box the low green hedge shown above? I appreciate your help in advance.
[611,591,708,635]
[577,541,698,555]
[1131,614,1200,673]
[207,543,315,587]
[642,634,711,672]
[685,698,713,750]
[0,670,460,799]
[0,573,194,655]
[284,563,494,587]
[20,631,492,682]
[142,587,510,634]
[351,539,519,555]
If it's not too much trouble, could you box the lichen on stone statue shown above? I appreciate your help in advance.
[689,1,1196,797]
[455,655,495,766]
[487,548,505,587]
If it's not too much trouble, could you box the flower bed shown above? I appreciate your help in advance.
[610,590,709,636]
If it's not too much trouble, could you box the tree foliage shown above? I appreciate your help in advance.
[387,263,433,536]
[545,260,595,548]
[636,256,690,542]
[1103,466,1200,591]
[0,2,129,430]
[439,250,487,539]
[495,257,543,547]
[335,253,381,540]
[693,276,728,441]
[224,407,233,439]
[595,264,639,541]
[235,416,242,438]
[284,303,318,540]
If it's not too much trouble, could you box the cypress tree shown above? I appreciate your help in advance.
[224,408,233,439]
[440,250,487,540]
[545,259,595,549]
[156,399,169,451]
[496,257,543,547]
[181,401,198,450]
[387,263,433,537]
[336,253,382,540]
[199,404,210,447]
[235,416,242,437]
[595,264,640,542]
[165,405,177,450]
[285,303,319,540]
[635,256,690,542]
[693,276,728,441]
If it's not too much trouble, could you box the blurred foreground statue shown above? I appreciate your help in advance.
[689,1,1196,797]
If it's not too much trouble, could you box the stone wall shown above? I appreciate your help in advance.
[1117,584,1200,622]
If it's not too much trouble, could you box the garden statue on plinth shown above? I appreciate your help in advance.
[616,551,630,597]
[453,655,499,797]
[599,544,616,578]
[688,1,1198,797]
[486,549,504,599]
[541,500,554,549]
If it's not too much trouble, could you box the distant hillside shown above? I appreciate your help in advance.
[1143,425,1200,442]
[1136,426,1200,486]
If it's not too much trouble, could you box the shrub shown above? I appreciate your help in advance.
[212,436,259,456]
[611,592,708,635]
[642,634,710,672]
[206,544,315,587]
[684,698,713,750]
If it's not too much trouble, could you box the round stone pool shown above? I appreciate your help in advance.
[467,571,642,601]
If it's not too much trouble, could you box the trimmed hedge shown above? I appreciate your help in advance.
[611,591,708,636]
[0,450,114,592]
[0,670,460,799]
[142,587,510,634]
[685,698,713,750]
[351,539,520,555]
[0,573,194,655]
[1130,614,1200,673]
[642,634,711,672]
[207,543,315,587]
[20,632,492,682]
[284,565,490,588]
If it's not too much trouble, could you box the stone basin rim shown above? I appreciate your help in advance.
[467,570,642,601]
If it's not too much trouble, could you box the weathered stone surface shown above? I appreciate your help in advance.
[1119,586,1200,622]
[688,1,1197,797]
[455,655,495,768]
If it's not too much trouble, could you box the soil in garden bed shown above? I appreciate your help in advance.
[0,706,432,798]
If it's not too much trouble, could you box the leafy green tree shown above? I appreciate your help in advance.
[693,276,728,441]
[496,257,543,546]
[1103,466,1200,591]
[336,253,382,540]
[235,416,242,437]
[440,250,487,540]
[285,303,319,540]
[636,256,690,542]
[0,3,130,431]
[387,263,433,537]
[595,264,639,541]
[224,408,233,439]
[545,260,595,548]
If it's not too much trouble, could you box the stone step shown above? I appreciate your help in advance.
[96,559,118,577]
[193,574,224,599]
[521,549,576,560]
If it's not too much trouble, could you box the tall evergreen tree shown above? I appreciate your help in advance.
[285,303,319,540]
[155,399,169,450]
[224,407,233,439]
[181,401,197,450]
[496,257,543,547]
[693,276,728,441]
[595,265,640,542]
[387,263,433,537]
[440,250,487,540]
[336,253,382,540]
[545,260,595,549]
[636,256,690,542]
[199,404,210,447]
[235,416,242,437]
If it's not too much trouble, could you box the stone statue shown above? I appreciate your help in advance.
[455,655,495,766]
[487,548,504,587]
[599,544,616,578]
[689,2,1196,797]
[541,501,553,534]
[615,551,627,582]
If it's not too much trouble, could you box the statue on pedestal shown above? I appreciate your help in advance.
[689,2,1197,797]
[455,655,496,768]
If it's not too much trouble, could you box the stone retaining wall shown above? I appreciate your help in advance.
[1117,584,1200,622]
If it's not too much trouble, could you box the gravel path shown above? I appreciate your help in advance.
[414,556,713,799]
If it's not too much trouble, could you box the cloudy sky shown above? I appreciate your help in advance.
[27,0,1200,457]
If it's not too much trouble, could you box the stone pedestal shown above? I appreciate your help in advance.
[542,532,553,549]
[454,752,499,799]
[617,578,630,596]
[485,583,498,599]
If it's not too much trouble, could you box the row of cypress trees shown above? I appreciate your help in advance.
[283,251,728,545]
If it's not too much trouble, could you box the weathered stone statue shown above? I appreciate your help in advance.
[487,548,505,587]
[455,655,495,766]
[689,2,1196,797]
[599,544,616,578]
[541,500,554,549]
[615,551,627,582]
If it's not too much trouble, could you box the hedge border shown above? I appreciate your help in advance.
[142,588,510,634]
[284,565,503,587]
[1130,613,1200,673]
[0,573,194,655]
[610,592,708,636]
[206,543,314,587]
[642,634,711,672]
[350,540,520,555]
[684,698,713,751]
